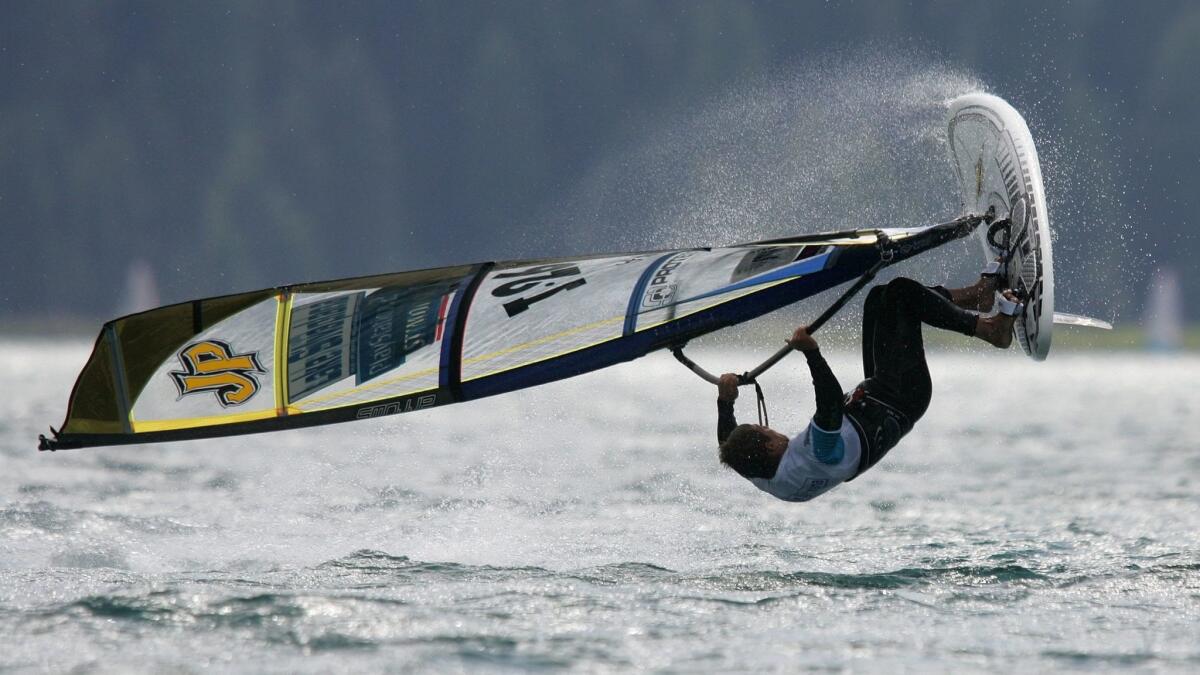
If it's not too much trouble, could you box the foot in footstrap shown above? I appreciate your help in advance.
[981,259,1003,281]
[977,289,1023,349]
[955,259,1004,312]
[995,290,1024,318]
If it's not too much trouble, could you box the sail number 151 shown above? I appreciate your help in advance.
[491,264,587,317]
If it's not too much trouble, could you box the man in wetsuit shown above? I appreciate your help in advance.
[716,273,1021,502]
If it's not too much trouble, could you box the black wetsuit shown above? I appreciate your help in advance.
[717,276,978,480]
[843,276,977,478]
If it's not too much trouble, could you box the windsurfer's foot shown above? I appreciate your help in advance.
[950,259,1004,312]
[949,276,999,312]
[974,290,1021,349]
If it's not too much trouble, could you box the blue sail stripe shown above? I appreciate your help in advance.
[637,252,832,318]
[623,252,681,336]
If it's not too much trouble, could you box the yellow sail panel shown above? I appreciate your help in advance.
[131,410,280,434]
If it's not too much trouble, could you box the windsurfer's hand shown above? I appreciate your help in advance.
[788,325,818,352]
[717,373,740,402]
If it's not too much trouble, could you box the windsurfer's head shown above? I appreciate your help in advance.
[719,424,787,479]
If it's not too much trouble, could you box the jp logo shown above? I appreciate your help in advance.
[169,340,266,407]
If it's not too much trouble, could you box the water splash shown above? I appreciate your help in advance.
[544,46,1144,324]
[547,49,983,253]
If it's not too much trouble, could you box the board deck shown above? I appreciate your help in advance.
[947,93,1055,360]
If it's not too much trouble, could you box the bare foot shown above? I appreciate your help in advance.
[950,276,1000,312]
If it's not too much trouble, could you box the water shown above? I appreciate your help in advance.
[2,341,1197,672]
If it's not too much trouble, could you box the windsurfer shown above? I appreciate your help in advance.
[716,274,1021,502]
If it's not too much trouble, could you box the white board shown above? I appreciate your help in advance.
[947,93,1055,360]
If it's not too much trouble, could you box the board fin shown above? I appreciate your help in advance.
[1052,312,1113,330]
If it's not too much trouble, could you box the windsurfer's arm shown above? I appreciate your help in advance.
[717,373,739,444]
[790,327,845,464]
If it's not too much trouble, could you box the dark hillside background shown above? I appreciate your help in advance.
[1,1,1194,326]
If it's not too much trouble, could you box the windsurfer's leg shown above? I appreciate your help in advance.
[861,285,884,379]
[865,277,1014,422]
[884,277,978,336]
[886,276,1015,349]
[866,278,936,420]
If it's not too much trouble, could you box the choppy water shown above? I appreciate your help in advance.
[1,341,1198,672]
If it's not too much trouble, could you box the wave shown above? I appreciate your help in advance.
[307,555,1050,593]
[2,547,1192,669]
[0,500,206,539]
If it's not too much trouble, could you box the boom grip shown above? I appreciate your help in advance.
[669,346,722,385]
[672,249,887,387]
[736,253,888,384]
[671,212,989,389]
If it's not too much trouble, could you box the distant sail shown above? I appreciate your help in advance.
[116,259,161,317]
[1144,266,1183,351]
[41,220,974,450]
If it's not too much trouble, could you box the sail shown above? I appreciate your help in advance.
[40,219,975,450]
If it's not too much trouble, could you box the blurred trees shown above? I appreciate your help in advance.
[0,0,1194,323]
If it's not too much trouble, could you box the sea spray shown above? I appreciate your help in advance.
[545,50,982,254]
[543,46,1142,326]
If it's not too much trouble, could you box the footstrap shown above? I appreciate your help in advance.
[996,294,1024,317]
